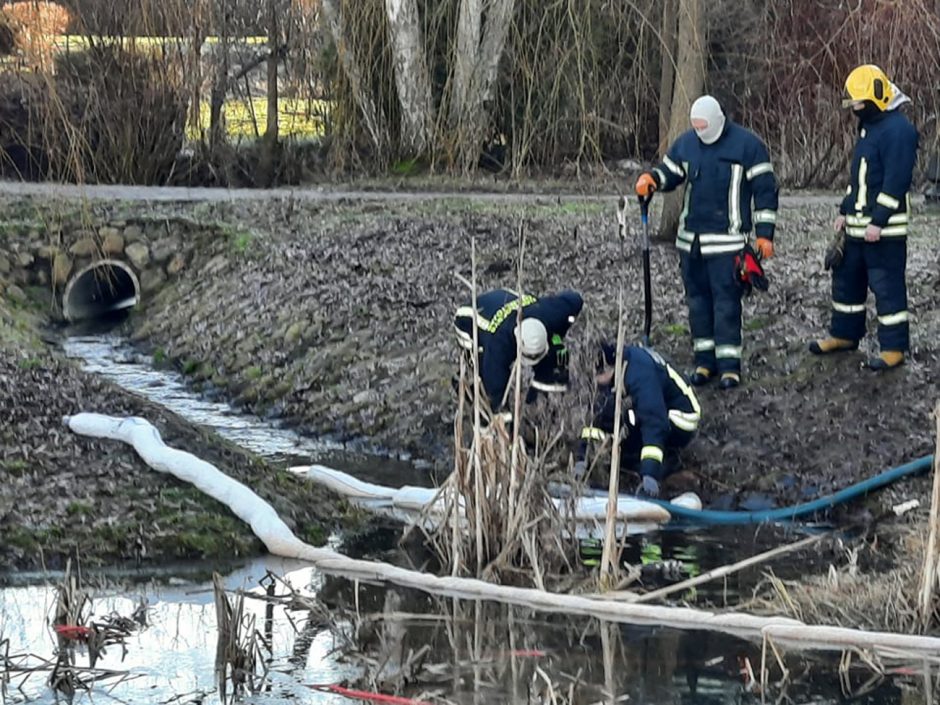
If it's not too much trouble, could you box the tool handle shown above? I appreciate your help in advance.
[642,248,652,344]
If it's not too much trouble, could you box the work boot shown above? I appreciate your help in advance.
[689,366,715,386]
[718,372,740,390]
[866,350,905,371]
[808,337,858,355]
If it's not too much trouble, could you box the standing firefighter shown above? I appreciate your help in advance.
[635,95,779,389]
[809,65,919,370]
[453,288,583,417]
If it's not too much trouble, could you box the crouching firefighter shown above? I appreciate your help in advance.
[635,95,779,389]
[453,288,584,419]
[809,64,919,370]
[577,344,701,498]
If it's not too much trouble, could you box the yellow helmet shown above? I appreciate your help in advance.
[842,65,893,110]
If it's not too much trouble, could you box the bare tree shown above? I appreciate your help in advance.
[657,0,704,242]
[320,0,389,158]
[658,0,677,153]
[449,0,515,171]
[385,0,435,154]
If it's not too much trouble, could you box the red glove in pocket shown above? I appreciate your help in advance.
[734,245,769,296]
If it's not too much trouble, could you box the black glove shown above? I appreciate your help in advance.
[824,229,846,271]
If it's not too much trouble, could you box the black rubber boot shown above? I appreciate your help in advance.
[718,372,740,390]
[866,351,905,371]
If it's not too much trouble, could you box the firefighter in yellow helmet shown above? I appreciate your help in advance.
[809,65,918,370]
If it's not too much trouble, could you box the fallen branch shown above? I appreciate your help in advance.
[605,532,828,604]
[64,412,940,658]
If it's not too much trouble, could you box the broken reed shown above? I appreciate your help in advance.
[435,229,571,583]
[918,402,940,629]
[212,572,268,704]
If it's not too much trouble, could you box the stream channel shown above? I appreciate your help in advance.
[0,328,930,704]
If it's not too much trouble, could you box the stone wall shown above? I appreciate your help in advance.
[0,217,216,317]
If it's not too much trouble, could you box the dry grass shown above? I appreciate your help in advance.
[422,230,577,584]
[747,530,931,634]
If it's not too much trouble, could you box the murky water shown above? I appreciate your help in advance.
[0,329,928,703]
[1,563,928,705]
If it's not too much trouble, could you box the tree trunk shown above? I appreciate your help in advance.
[260,0,280,186]
[385,0,434,155]
[450,0,515,172]
[208,0,230,153]
[450,0,482,129]
[657,0,705,242]
[320,0,389,158]
[658,0,678,153]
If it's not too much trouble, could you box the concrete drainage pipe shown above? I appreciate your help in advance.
[62,259,140,322]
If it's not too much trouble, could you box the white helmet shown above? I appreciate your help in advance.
[690,95,725,145]
[516,318,548,365]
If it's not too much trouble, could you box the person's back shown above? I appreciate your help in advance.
[452,288,583,411]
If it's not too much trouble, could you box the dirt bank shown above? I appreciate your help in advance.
[0,295,343,571]
[0,189,937,571]
[123,195,939,507]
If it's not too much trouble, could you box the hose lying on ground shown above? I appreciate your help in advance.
[64,413,940,657]
[644,455,934,525]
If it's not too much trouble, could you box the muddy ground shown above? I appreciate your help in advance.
[129,194,940,504]
[0,188,938,574]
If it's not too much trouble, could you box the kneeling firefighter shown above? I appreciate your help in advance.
[453,288,584,417]
[577,344,701,498]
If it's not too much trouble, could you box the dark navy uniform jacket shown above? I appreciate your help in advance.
[587,345,701,480]
[652,122,778,257]
[454,289,583,410]
[839,108,918,239]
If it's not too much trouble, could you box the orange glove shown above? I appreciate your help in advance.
[754,237,774,259]
[635,172,658,198]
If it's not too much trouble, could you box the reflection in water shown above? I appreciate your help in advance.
[0,555,357,704]
[3,560,923,704]
[316,577,917,705]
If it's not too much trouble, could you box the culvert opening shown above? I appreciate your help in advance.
[63,260,140,322]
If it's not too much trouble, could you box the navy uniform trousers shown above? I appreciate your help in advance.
[830,238,909,352]
[679,240,742,375]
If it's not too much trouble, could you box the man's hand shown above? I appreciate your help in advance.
[639,475,661,498]
[572,459,587,482]
[834,215,846,232]
[864,224,882,243]
[635,172,658,198]
[754,237,774,260]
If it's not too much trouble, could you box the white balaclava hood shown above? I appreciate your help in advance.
[516,318,548,365]
[690,95,726,145]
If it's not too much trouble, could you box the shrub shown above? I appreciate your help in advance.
[0,44,188,184]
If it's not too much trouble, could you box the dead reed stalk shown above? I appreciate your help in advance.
[212,573,267,703]
[599,290,626,583]
[918,403,940,629]
[435,227,571,583]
